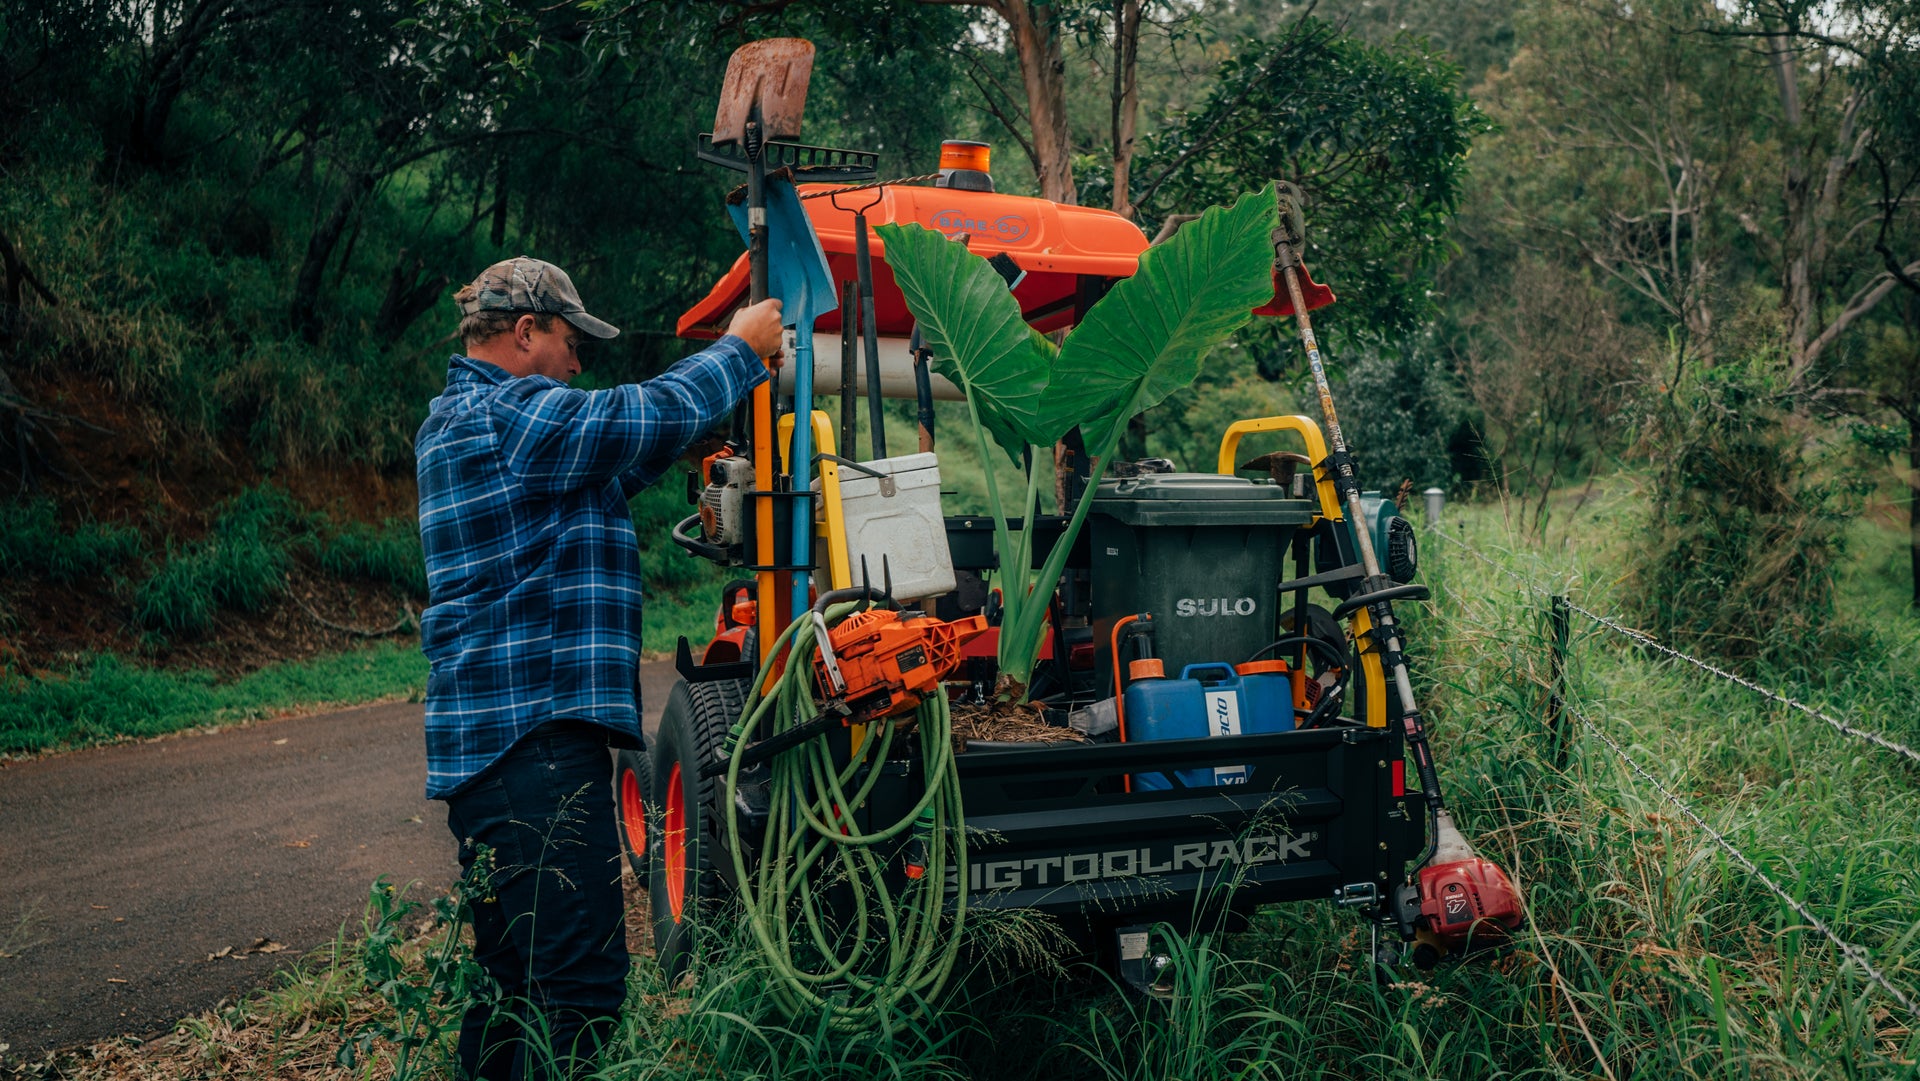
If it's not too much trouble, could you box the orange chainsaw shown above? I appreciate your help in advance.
[811,604,988,722]
[700,589,986,778]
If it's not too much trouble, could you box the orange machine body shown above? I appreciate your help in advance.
[676,182,1335,341]
[815,611,990,722]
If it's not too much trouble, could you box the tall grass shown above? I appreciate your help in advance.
[1398,498,1920,1079]
[132,485,306,636]
[322,517,429,600]
[0,499,144,582]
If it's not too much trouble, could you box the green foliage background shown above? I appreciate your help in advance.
[0,0,1912,708]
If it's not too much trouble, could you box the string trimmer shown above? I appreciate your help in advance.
[1267,182,1525,964]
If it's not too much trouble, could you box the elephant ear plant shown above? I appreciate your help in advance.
[876,184,1277,700]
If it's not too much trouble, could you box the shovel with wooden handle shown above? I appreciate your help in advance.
[711,38,815,669]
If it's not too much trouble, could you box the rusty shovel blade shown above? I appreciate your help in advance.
[712,38,815,146]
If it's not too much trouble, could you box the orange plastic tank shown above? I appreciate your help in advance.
[675,182,1334,340]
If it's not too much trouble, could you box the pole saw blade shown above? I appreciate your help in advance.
[1252,180,1336,317]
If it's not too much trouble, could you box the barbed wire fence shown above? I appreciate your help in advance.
[1428,526,1920,770]
[1427,523,1920,1025]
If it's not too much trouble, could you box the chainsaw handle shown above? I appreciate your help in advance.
[671,513,730,563]
[812,585,896,616]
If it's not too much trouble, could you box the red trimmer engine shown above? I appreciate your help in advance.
[1391,809,1526,968]
[1412,857,1525,964]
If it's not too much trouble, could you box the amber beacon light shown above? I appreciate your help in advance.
[936,140,994,191]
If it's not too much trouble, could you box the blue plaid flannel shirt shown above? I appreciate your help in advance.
[415,338,765,798]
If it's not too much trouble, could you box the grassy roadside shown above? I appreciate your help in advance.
[0,641,426,758]
[23,492,1920,1078]
[4,889,450,1081]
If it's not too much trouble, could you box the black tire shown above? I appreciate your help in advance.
[647,677,748,981]
[614,748,652,887]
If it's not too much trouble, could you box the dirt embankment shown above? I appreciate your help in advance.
[4,371,422,679]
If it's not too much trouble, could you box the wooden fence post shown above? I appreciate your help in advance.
[1546,595,1570,767]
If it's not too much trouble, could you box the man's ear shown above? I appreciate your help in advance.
[514,313,538,348]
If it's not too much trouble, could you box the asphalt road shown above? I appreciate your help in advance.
[0,659,680,1058]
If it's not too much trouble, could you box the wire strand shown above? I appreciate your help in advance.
[1564,694,1920,1023]
[799,173,941,200]
[1430,525,1920,770]
[1560,598,1920,770]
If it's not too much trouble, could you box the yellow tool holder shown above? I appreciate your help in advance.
[1216,415,1343,523]
[777,410,853,590]
[775,409,869,751]
[1217,414,1388,729]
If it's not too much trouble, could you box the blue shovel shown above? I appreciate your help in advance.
[729,178,836,618]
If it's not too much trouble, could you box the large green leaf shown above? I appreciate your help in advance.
[875,222,1054,463]
[1041,185,1278,456]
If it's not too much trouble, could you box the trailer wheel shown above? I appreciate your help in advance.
[615,748,652,887]
[647,677,746,981]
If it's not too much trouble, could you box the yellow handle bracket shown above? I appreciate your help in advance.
[778,410,852,589]
[1216,415,1343,524]
[1218,414,1385,727]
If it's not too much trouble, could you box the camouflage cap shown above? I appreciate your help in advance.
[458,256,620,340]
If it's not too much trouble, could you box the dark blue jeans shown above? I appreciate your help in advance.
[444,721,629,1081]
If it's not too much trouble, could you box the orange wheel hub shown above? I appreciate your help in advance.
[619,768,646,858]
[663,763,687,922]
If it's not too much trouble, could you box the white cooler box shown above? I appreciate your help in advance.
[826,452,955,601]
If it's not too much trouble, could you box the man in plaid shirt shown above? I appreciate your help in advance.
[416,256,781,1080]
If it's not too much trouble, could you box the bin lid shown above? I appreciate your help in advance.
[1091,473,1315,527]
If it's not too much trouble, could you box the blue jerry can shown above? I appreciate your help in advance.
[1126,663,1261,790]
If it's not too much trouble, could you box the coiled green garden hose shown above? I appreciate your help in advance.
[720,601,969,1027]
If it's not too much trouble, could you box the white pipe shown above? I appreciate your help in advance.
[774,333,965,401]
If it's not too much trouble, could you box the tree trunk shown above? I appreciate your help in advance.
[1109,0,1141,218]
[290,172,376,343]
[1766,32,1881,392]
[1005,0,1077,205]
[373,248,450,342]
[490,157,510,247]
[1766,32,1815,384]
[920,0,1078,203]
[128,0,235,164]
